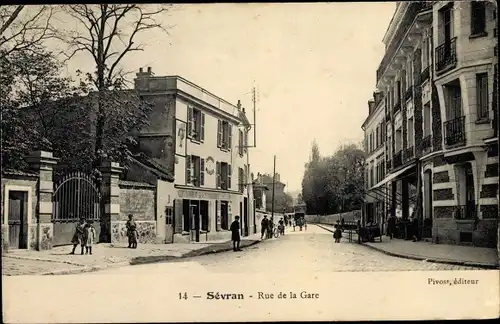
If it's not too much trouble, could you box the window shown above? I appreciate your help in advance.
[165,206,173,225]
[216,162,231,190]
[401,70,407,93]
[244,130,248,152]
[471,1,486,36]
[476,73,489,120]
[406,61,413,87]
[238,167,244,192]
[188,107,205,142]
[186,155,205,187]
[375,127,379,148]
[238,129,244,156]
[217,120,232,150]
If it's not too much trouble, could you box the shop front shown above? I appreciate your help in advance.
[172,187,246,243]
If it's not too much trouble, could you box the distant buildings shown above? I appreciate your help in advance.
[362,1,498,247]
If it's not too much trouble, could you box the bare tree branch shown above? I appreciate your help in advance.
[0,5,24,35]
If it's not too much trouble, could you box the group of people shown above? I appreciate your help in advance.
[69,213,139,255]
[70,217,97,255]
[259,215,289,239]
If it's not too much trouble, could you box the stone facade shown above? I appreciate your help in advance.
[111,220,157,244]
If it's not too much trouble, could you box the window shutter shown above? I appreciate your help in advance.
[217,120,222,148]
[238,130,243,155]
[216,201,221,231]
[200,113,205,142]
[228,124,232,150]
[174,199,183,234]
[227,164,232,190]
[244,131,248,152]
[216,162,221,188]
[186,155,192,184]
[187,107,194,138]
[200,158,205,186]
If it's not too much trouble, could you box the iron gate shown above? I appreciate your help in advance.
[52,172,101,246]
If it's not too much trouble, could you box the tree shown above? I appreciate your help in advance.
[0,5,57,55]
[0,47,91,171]
[56,4,174,167]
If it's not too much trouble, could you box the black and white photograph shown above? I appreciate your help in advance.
[1,1,499,322]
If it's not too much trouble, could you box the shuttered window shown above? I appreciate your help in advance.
[200,158,205,186]
[216,162,221,188]
[185,155,192,184]
[476,73,489,120]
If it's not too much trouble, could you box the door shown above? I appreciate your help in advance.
[190,203,200,242]
[165,206,174,244]
[443,7,452,53]
[8,191,28,249]
[465,164,475,217]
[243,198,249,237]
[423,170,433,238]
[239,202,243,235]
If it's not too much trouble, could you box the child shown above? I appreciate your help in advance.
[70,217,86,255]
[333,224,342,243]
[84,220,97,255]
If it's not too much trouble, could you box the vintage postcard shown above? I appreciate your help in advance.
[1,2,499,322]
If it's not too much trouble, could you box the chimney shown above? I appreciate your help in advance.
[147,66,152,73]
[139,67,143,73]
[237,100,242,110]
[368,100,375,114]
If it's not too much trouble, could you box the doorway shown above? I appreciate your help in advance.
[243,198,249,237]
[189,201,200,242]
[423,170,433,238]
[239,202,243,235]
[165,206,174,244]
[8,191,28,249]
[464,163,475,217]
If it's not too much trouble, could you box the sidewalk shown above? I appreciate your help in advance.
[314,223,498,269]
[2,233,262,276]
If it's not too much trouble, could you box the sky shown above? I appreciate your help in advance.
[50,2,396,194]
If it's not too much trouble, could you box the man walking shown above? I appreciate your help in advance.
[230,216,242,252]
[261,215,269,239]
[387,212,396,240]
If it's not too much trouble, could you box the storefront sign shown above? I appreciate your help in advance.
[178,189,231,201]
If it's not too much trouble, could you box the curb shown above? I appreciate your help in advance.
[313,224,498,270]
[16,239,263,276]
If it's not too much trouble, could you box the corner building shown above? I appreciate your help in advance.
[135,68,254,243]
[367,1,498,247]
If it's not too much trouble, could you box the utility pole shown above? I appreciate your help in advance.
[252,86,257,148]
[271,155,276,223]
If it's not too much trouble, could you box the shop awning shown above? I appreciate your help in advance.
[370,163,416,190]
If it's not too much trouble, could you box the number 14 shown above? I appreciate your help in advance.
[179,292,188,300]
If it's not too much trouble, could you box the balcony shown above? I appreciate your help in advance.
[453,203,477,220]
[376,2,433,85]
[420,66,430,83]
[444,116,466,147]
[404,145,414,161]
[404,87,413,101]
[435,37,457,74]
[393,150,403,168]
[393,101,401,114]
[421,135,432,154]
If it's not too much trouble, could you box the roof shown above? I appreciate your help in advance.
[129,153,175,182]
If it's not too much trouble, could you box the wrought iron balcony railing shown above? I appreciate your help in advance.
[404,145,415,161]
[444,116,466,147]
[453,203,477,220]
[420,66,430,83]
[405,87,413,101]
[393,150,403,168]
[421,135,432,153]
[393,101,401,114]
[435,37,457,73]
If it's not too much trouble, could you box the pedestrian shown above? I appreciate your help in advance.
[230,216,242,252]
[333,224,342,243]
[126,214,138,249]
[267,217,274,238]
[70,216,86,255]
[84,219,97,255]
[341,217,345,232]
[410,211,419,242]
[387,212,396,240]
[303,217,307,231]
[261,215,268,239]
[278,217,285,235]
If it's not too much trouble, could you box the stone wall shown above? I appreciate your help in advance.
[116,181,157,244]
[434,218,498,248]
[305,210,362,225]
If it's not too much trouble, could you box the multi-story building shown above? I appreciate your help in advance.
[254,172,286,212]
[361,91,387,226]
[364,1,498,247]
[134,68,254,243]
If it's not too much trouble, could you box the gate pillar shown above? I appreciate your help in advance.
[99,161,123,243]
[26,151,59,250]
